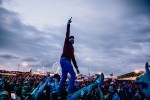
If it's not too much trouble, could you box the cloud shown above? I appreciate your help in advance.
[0,0,150,75]
[123,0,150,16]
[0,53,19,59]
[0,4,62,54]
[0,0,2,4]
[0,3,62,69]
[22,58,38,62]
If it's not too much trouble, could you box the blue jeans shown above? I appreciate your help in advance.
[58,59,76,96]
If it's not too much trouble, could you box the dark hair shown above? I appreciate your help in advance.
[69,36,74,39]
[53,74,60,81]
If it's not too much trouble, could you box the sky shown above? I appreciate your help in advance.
[0,0,150,76]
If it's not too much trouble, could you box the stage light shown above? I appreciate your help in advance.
[134,69,139,73]
[22,62,28,67]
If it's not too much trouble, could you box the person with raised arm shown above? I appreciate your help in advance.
[135,62,150,99]
[67,73,104,100]
[58,17,80,99]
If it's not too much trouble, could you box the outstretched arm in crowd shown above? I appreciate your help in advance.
[135,62,150,99]
[34,74,50,100]
[98,85,104,100]
[24,81,44,100]
[86,85,104,100]
[31,81,43,95]
[67,73,104,100]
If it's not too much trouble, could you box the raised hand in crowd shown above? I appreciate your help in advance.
[135,62,150,99]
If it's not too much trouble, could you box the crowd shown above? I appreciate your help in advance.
[0,70,148,100]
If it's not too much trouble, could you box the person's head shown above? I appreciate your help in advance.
[0,90,10,100]
[69,36,74,44]
[53,74,60,82]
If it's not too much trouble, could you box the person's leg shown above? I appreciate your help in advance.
[58,60,68,96]
[65,60,76,94]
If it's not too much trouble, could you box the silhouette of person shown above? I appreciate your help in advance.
[58,17,80,99]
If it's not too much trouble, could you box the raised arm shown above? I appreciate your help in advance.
[145,62,150,76]
[67,73,104,100]
[66,17,72,38]
[34,74,50,100]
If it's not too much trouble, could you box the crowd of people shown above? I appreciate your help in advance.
[0,17,149,99]
[0,69,149,100]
